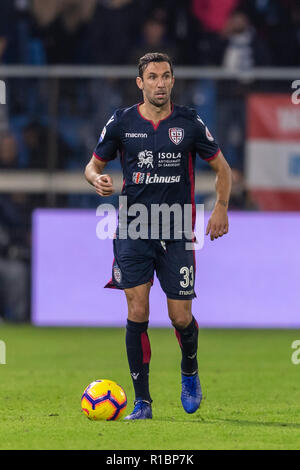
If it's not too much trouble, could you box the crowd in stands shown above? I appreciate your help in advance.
[1,0,300,66]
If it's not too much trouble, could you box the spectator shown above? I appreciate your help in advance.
[88,0,144,64]
[228,168,258,210]
[214,11,270,170]
[23,121,72,169]
[32,0,97,64]
[240,0,294,66]
[0,133,18,169]
[129,13,178,65]
[191,0,239,33]
[0,38,7,63]
[31,0,97,27]
[282,0,300,66]
[182,0,238,65]
[0,193,30,323]
[240,0,292,34]
[216,10,271,69]
[0,0,15,63]
[204,168,258,211]
[139,0,197,65]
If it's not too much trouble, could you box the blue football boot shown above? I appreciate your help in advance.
[124,400,152,420]
[181,373,202,414]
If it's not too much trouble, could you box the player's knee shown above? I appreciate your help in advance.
[125,288,150,322]
[170,314,192,330]
[127,303,149,322]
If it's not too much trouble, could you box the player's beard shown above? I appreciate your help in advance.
[148,93,170,108]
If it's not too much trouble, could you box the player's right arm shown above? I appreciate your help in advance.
[85,156,114,197]
[85,111,120,197]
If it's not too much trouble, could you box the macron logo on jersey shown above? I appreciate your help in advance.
[125,132,148,138]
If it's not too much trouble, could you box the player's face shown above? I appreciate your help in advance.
[137,62,175,107]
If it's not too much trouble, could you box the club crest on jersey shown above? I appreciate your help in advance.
[113,267,122,284]
[169,127,184,145]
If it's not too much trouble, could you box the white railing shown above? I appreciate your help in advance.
[0,65,299,79]
[0,170,216,194]
[1,66,299,195]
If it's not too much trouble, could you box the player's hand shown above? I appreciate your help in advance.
[94,174,114,197]
[206,205,229,241]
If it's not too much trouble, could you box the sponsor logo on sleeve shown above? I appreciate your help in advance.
[196,115,214,141]
[99,126,107,143]
[99,115,114,143]
[205,126,214,141]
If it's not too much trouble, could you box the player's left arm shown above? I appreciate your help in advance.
[206,151,232,241]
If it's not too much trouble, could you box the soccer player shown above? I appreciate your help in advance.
[85,53,232,420]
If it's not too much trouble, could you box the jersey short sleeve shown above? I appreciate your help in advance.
[93,111,120,162]
[193,112,220,161]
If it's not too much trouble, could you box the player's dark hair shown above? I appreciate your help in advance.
[138,53,174,79]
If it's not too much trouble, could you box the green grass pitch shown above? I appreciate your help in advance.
[0,325,299,450]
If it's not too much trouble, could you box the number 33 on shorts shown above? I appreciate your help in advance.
[180,265,194,289]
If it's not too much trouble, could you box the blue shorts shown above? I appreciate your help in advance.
[105,237,196,300]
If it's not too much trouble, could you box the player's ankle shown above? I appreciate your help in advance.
[182,369,198,376]
[135,397,152,404]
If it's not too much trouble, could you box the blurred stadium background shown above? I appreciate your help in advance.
[0,0,299,326]
[1,0,300,452]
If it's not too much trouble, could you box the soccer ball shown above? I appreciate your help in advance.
[81,379,127,421]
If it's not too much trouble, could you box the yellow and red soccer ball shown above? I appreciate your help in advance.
[81,379,127,421]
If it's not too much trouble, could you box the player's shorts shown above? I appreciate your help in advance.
[105,236,196,300]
